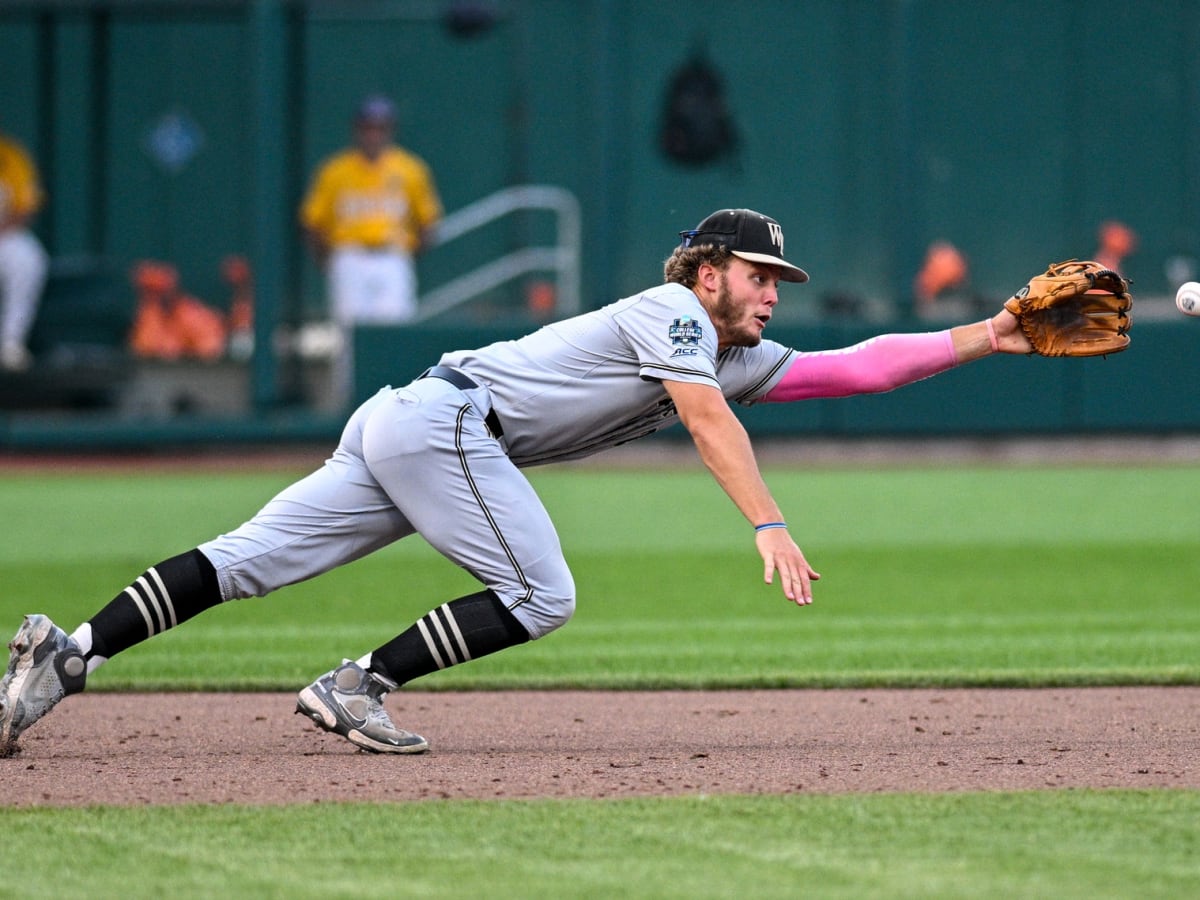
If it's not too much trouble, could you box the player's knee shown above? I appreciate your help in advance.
[514,591,575,640]
[504,567,575,640]
[496,552,575,640]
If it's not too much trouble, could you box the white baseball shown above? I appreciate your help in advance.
[1177,281,1200,317]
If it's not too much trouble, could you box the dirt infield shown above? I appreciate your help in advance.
[3,687,1197,806]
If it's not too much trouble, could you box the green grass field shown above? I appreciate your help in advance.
[2,459,1198,897]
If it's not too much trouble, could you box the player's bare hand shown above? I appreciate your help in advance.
[755,528,820,606]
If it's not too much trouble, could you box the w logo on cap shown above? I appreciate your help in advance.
[767,222,784,252]
[680,208,809,283]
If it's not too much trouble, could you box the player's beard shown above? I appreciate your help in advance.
[709,273,763,348]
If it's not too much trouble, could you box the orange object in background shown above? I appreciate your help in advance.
[128,260,227,361]
[914,241,969,306]
[1095,220,1137,274]
[526,280,556,318]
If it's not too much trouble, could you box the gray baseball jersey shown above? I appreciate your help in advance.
[440,282,796,466]
[200,282,796,639]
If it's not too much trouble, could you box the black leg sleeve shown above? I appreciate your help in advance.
[86,548,222,661]
[369,590,531,686]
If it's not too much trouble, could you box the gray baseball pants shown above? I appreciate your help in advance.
[200,377,575,639]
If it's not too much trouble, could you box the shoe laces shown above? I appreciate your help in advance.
[363,675,389,703]
[361,674,402,728]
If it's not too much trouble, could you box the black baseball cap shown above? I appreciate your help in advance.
[679,209,809,283]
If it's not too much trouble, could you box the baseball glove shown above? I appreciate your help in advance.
[1004,260,1132,357]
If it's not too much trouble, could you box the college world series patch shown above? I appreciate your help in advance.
[668,316,703,357]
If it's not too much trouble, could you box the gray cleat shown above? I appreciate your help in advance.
[296,660,428,754]
[0,615,87,755]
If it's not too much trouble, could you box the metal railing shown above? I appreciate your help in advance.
[414,184,582,323]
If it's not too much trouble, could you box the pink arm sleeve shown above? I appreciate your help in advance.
[762,330,958,403]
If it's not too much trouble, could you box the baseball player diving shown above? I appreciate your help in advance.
[0,209,1130,755]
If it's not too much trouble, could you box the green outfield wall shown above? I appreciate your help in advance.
[0,0,1197,447]
[4,1,1198,309]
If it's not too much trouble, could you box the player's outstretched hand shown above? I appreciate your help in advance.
[755,528,820,606]
[990,309,1035,355]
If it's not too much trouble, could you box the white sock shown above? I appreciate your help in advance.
[69,623,108,674]
[69,623,92,654]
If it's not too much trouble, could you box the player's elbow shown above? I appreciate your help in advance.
[853,370,905,395]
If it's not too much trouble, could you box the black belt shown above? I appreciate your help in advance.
[419,366,504,439]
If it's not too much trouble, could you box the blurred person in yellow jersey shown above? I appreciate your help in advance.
[301,94,443,406]
[0,130,49,373]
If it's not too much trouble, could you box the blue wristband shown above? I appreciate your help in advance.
[754,522,788,533]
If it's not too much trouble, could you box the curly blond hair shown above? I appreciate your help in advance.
[663,243,732,288]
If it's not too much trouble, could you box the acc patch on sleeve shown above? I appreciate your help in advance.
[668,315,703,357]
